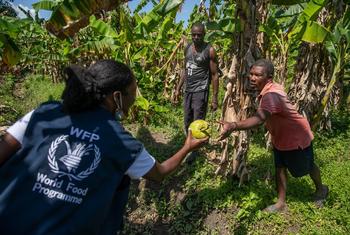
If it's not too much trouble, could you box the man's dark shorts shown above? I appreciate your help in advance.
[273,143,315,177]
[183,90,209,131]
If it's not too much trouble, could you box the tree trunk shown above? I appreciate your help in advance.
[216,0,266,186]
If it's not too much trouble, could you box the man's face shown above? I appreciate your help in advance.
[191,26,205,46]
[249,66,270,91]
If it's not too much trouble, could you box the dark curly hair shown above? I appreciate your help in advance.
[191,22,205,32]
[251,59,274,79]
[61,59,134,113]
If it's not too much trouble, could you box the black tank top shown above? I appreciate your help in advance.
[184,42,211,93]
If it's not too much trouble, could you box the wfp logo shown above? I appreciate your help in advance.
[48,135,101,181]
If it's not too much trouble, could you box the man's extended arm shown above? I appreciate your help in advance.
[209,46,219,111]
[217,109,271,141]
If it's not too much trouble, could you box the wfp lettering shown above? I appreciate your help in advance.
[32,173,89,204]
[31,129,101,204]
[70,126,100,142]
[36,172,63,188]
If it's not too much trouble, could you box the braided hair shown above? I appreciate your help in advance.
[61,59,134,113]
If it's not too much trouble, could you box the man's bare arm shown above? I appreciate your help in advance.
[209,46,219,111]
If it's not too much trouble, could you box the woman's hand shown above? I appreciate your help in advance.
[184,130,209,152]
[143,130,208,182]
[216,120,237,141]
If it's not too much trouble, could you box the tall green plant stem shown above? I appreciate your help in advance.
[155,37,184,74]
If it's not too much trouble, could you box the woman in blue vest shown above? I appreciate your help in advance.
[0,59,208,235]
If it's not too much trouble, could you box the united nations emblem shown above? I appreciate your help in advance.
[48,135,101,181]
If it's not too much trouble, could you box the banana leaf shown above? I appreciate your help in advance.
[272,0,307,5]
[0,33,21,66]
[288,0,328,40]
[132,47,148,60]
[0,18,20,38]
[89,15,118,38]
[135,96,150,111]
[206,18,235,33]
[120,9,133,43]
[157,15,174,41]
[302,21,329,43]
[32,0,60,11]
[303,0,328,20]
[43,0,125,39]
[154,0,183,16]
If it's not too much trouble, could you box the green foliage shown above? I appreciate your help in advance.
[19,75,64,113]
[0,74,19,125]
[17,21,68,79]
[287,0,328,43]
[133,0,152,14]
[123,108,350,234]
[204,1,236,67]
[2,2,350,233]
[302,21,329,43]
[0,17,22,65]
[272,0,308,4]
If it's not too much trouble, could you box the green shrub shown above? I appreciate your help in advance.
[0,74,18,125]
[19,75,64,114]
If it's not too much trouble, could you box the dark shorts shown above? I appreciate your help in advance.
[273,144,315,177]
[183,90,209,131]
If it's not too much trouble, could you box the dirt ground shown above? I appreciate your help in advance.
[121,126,235,235]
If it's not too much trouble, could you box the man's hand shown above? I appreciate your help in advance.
[216,120,237,141]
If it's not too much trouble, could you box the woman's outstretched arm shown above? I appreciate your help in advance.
[143,131,208,182]
[0,133,21,166]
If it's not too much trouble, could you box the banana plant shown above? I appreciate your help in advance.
[71,0,184,122]
[264,0,330,49]
[267,0,349,129]
[207,1,235,60]
[287,0,329,43]
[33,0,128,39]
[0,17,25,65]
[313,6,350,126]
[258,0,330,85]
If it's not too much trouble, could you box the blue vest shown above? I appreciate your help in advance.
[0,102,142,235]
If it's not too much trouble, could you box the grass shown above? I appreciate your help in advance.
[19,75,64,114]
[123,108,350,234]
[0,74,20,125]
[2,77,349,234]
[0,74,64,126]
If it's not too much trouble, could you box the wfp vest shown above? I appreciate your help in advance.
[0,102,142,235]
[184,42,211,93]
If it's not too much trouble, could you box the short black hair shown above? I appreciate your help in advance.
[252,59,274,78]
[191,21,205,32]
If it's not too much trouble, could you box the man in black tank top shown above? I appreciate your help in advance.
[175,22,219,138]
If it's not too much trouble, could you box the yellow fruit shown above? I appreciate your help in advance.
[189,120,210,139]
